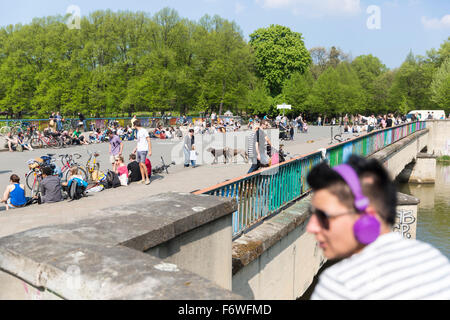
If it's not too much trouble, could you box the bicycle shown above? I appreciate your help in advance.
[152,156,175,175]
[57,153,88,182]
[25,161,43,197]
[83,150,101,182]
[25,156,57,197]
[30,131,63,149]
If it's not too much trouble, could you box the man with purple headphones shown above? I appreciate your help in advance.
[306,155,450,300]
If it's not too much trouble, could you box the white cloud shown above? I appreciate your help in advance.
[235,2,246,14]
[255,0,362,17]
[421,15,450,30]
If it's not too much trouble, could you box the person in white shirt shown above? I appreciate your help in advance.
[132,120,152,185]
[306,155,450,300]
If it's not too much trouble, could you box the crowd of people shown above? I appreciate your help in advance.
[1,110,446,210]
[1,119,154,210]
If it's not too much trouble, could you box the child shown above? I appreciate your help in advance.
[115,155,129,186]
[62,166,85,189]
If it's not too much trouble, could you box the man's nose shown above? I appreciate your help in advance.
[306,214,321,234]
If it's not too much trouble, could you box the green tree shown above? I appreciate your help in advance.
[351,54,388,112]
[388,52,436,112]
[430,58,450,113]
[249,24,311,96]
[281,70,313,115]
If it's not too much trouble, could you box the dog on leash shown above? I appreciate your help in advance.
[207,147,249,164]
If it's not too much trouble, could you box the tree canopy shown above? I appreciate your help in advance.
[0,9,448,119]
[249,24,311,97]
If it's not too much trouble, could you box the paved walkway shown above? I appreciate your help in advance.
[0,126,345,238]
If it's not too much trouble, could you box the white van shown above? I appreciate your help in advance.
[408,110,446,120]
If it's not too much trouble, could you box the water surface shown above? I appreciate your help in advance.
[398,163,450,259]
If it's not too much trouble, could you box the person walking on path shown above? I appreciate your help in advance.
[108,130,124,171]
[132,120,152,185]
[247,120,271,174]
[183,129,196,168]
[306,155,450,300]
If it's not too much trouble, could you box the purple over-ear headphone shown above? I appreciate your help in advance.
[333,164,380,245]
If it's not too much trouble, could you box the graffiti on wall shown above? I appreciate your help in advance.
[393,209,416,239]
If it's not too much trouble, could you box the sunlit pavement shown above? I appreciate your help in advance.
[0,126,343,237]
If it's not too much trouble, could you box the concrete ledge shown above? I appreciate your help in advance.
[416,152,437,159]
[397,192,420,206]
[232,195,311,275]
[0,193,241,300]
[369,129,429,163]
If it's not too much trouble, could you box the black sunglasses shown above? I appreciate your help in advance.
[308,206,355,230]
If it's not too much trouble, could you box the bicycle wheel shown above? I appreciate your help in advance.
[50,137,63,149]
[0,126,10,136]
[26,173,40,197]
[31,138,43,149]
[25,170,36,191]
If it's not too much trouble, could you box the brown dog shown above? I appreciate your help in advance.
[228,148,249,163]
[207,147,230,164]
[207,147,248,164]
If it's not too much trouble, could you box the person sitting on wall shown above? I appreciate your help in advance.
[17,132,33,151]
[4,132,18,152]
[127,153,142,183]
[36,166,64,204]
[1,174,28,210]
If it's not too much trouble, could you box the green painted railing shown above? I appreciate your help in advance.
[195,121,427,238]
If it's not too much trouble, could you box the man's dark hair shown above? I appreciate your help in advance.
[307,155,397,225]
[134,119,141,127]
[189,129,194,133]
[10,174,20,183]
[42,166,53,176]
[129,153,136,160]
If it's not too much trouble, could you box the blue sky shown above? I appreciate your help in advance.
[0,0,448,69]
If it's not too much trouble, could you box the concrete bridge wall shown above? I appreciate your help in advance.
[426,120,450,156]
[0,193,242,300]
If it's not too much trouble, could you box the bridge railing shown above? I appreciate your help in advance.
[194,121,427,238]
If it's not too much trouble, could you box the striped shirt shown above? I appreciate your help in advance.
[247,131,256,159]
[311,232,450,300]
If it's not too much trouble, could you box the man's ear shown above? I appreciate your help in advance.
[365,205,381,220]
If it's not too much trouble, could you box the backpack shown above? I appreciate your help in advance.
[68,179,86,200]
[106,170,121,188]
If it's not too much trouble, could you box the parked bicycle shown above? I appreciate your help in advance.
[152,156,175,175]
[25,155,57,196]
[0,121,33,137]
[30,131,63,149]
[83,149,101,182]
[57,153,88,182]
